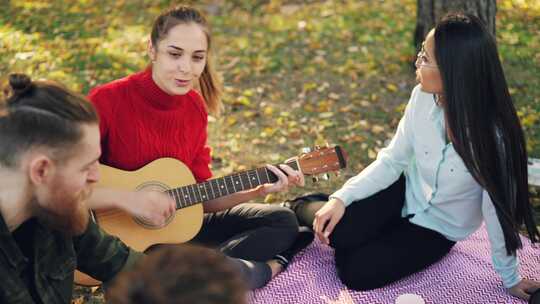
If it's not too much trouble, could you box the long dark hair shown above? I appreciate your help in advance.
[434,13,539,255]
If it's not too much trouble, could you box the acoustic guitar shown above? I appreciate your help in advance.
[75,146,347,286]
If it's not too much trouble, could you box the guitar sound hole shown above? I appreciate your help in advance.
[133,181,175,229]
[133,213,175,229]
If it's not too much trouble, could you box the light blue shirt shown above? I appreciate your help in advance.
[331,85,520,288]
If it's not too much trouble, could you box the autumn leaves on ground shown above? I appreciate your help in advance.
[1,0,539,303]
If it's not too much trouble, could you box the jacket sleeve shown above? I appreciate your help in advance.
[73,219,144,283]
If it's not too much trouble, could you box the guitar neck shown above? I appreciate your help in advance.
[166,160,298,210]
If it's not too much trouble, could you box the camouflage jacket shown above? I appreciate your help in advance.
[0,214,143,303]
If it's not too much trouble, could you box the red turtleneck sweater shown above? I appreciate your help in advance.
[88,69,212,182]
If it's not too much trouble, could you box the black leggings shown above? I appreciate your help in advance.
[291,176,456,291]
[190,203,299,289]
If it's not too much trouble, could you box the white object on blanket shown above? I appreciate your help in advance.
[395,293,425,304]
[529,158,540,187]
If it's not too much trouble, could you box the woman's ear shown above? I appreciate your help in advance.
[147,39,156,62]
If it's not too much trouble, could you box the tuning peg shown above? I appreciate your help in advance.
[301,147,312,154]
[315,145,321,150]
[321,173,330,181]
[312,176,319,183]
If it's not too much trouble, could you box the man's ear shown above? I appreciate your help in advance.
[28,155,55,186]
[148,39,156,62]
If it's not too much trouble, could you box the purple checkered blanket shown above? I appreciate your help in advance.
[249,226,540,304]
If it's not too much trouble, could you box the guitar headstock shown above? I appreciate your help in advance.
[297,145,347,176]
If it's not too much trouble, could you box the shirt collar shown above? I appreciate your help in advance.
[426,97,448,144]
[428,95,443,122]
[0,213,11,236]
[133,67,187,111]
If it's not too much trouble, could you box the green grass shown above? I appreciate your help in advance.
[1,1,539,302]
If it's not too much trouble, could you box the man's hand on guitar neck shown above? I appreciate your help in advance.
[88,188,176,227]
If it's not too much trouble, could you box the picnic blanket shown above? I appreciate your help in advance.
[248,225,540,304]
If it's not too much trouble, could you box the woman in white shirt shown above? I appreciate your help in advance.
[288,13,540,301]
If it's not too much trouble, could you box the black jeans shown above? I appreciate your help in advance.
[292,176,456,291]
[190,203,299,289]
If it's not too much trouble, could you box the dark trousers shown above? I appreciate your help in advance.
[190,203,299,289]
[292,176,456,291]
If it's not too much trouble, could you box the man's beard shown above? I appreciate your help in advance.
[33,185,92,237]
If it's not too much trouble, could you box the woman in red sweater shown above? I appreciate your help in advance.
[86,6,312,289]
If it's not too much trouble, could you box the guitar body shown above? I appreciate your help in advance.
[75,158,203,286]
[75,146,347,286]
[94,158,203,250]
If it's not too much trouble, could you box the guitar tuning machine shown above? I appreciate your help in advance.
[302,147,312,154]
[321,173,330,181]
[312,176,319,183]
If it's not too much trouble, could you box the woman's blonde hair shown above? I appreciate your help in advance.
[150,5,222,115]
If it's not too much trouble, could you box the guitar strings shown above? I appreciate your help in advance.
[169,159,298,196]
[93,160,301,221]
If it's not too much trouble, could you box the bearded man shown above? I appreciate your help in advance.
[0,74,143,303]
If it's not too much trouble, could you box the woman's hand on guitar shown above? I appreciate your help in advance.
[126,191,176,226]
[313,198,345,245]
[258,164,305,196]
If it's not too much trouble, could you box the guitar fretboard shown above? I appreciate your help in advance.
[166,160,298,209]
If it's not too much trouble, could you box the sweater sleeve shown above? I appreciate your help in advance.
[87,86,112,159]
[189,91,213,182]
[192,143,212,182]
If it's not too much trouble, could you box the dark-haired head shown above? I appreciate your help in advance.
[8,73,34,96]
[1,73,98,167]
[149,5,221,115]
[0,74,100,236]
[107,245,247,304]
[429,13,539,254]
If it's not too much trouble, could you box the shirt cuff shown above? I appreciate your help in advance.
[500,266,521,289]
[329,189,355,207]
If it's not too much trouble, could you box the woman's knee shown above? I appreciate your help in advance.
[336,258,388,291]
[264,206,299,230]
[338,269,388,291]
[260,206,299,250]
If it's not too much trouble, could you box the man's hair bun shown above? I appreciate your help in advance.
[9,73,33,96]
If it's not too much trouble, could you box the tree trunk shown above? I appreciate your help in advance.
[414,0,496,50]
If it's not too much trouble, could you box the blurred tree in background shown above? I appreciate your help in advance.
[415,0,497,50]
